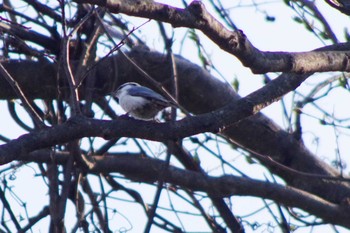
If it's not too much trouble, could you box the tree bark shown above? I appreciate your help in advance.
[1,47,349,206]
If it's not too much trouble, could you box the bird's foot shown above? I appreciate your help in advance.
[119,114,132,119]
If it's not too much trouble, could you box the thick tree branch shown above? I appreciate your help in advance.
[17,151,350,229]
[74,0,350,73]
[0,60,310,165]
[1,48,350,205]
[325,0,350,15]
[0,21,60,54]
[2,0,350,231]
[117,49,350,205]
[92,156,350,229]
[0,63,45,128]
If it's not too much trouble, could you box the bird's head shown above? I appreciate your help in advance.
[112,82,141,99]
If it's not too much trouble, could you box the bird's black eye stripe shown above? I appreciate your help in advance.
[117,82,138,90]
[117,85,125,91]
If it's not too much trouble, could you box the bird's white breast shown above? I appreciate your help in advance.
[118,92,148,113]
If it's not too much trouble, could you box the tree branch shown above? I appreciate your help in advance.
[1,48,350,205]
[0,68,302,165]
[17,151,350,229]
[0,21,60,54]
[74,0,350,73]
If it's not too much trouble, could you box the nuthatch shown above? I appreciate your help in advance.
[112,82,175,120]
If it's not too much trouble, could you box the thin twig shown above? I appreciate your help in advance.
[119,51,189,116]
[0,63,45,128]
[0,185,21,231]
[58,0,92,115]
[98,175,110,232]
[144,148,172,233]
[76,19,151,88]
[242,145,350,182]
[18,206,50,233]
[80,176,108,231]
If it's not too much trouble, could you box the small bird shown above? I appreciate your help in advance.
[112,82,175,120]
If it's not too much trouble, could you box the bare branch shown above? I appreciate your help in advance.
[0,185,21,231]
[75,0,350,73]
[18,206,50,233]
[14,150,350,228]
[0,63,45,128]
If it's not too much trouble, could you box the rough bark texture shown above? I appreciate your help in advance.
[1,48,349,206]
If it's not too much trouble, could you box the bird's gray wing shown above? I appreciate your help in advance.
[128,86,170,106]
